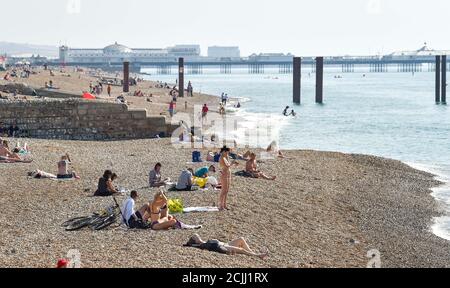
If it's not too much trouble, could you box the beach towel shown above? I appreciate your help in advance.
[183,207,220,213]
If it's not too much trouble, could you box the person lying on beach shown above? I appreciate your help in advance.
[57,154,80,179]
[28,169,57,179]
[245,153,276,180]
[184,234,268,259]
[0,140,32,163]
[122,190,150,229]
[194,165,216,178]
[266,141,285,158]
[149,163,171,188]
[94,170,119,197]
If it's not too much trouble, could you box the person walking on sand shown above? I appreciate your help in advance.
[107,84,111,97]
[202,104,209,123]
[218,146,238,211]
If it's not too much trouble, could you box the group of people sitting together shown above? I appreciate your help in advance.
[0,123,21,137]
[44,80,59,90]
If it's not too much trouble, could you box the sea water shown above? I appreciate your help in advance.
[142,68,450,241]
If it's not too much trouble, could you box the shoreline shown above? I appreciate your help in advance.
[404,162,450,241]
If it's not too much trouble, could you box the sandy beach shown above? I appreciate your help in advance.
[1,67,450,268]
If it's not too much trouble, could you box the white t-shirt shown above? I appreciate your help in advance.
[122,197,136,222]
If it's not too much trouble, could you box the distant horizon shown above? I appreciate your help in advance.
[1,40,449,58]
[2,0,450,57]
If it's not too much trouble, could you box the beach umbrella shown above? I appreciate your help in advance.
[82,92,96,100]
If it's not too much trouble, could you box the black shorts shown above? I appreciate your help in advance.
[57,174,74,179]
[200,240,228,254]
[127,211,146,229]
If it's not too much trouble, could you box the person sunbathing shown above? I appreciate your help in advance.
[245,153,276,180]
[0,140,32,163]
[184,234,268,259]
[57,154,80,179]
[148,190,179,230]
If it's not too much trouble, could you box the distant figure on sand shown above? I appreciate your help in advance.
[57,153,80,179]
[245,153,276,180]
[94,170,119,197]
[149,163,171,188]
[169,101,175,117]
[184,234,268,259]
[107,84,112,97]
[267,141,285,158]
[202,104,209,122]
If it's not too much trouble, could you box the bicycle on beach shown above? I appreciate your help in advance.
[62,197,124,231]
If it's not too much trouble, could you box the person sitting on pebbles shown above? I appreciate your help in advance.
[245,153,276,181]
[184,234,269,259]
[57,154,80,180]
[94,170,119,197]
[149,163,171,188]
[148,189,200,230]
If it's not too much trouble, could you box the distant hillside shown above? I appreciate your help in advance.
[0,42,59,58]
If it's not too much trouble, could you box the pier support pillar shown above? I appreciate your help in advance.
[315,57,324,104]
[123,61,130,93]
[179,58,184,98]
[442,55,447,104]
[436,56,441,103]
[293,57,301,104]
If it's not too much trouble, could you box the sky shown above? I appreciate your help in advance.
[1,0,449,56]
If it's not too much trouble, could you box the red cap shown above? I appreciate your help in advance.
[56,259,68,268]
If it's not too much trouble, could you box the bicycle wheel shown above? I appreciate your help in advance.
[92,215,117,231]
[65,216,95,231]
[62,217,88,227]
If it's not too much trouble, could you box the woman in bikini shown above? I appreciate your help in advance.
[218,146,238,211]
[148,190,179,230]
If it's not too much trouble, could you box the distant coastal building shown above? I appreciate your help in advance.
[384,43,450,60]
[248,52,294,62]
[59,42,201,64]
[207,46,241,59]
